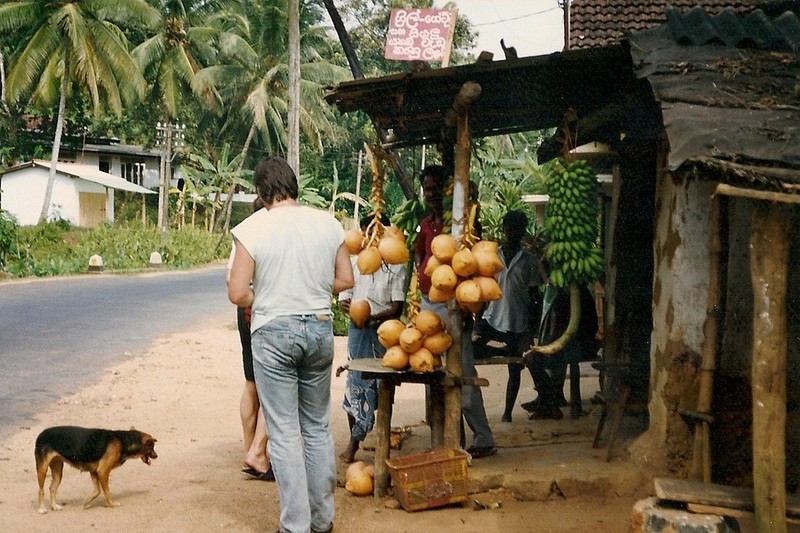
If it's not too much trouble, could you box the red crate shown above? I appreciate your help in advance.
[385,448,469,511]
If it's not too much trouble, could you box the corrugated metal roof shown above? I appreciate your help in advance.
[569,0,769,49]
[663,5,800,50]
[2,160,156,194]
[629,12,800,187]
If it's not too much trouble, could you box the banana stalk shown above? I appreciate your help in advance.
[526,283,581,357]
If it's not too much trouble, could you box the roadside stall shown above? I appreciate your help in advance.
[325,43,645,506]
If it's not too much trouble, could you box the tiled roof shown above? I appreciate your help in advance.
[569,0,765,48]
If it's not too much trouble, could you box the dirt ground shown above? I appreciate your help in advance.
[0,320,645,533]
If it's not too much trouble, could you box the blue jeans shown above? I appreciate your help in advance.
[252,315,335,533]
[420,298,494,449]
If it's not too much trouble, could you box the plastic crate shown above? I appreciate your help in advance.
[385,448,469,512]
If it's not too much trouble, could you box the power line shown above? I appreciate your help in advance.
[472,7,560,27]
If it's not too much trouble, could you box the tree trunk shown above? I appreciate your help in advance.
[1,49,10,114]
[320,0,415,200]
[213,124,258,259]
[40,49,70,223]
[321,0,363,79]
[287,0,300,176]
[750,202,790,533]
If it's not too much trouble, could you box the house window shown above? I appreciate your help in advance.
[99,158,110,173]
[121,160,146,186]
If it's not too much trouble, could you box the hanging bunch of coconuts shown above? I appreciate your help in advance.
[424,204,505,314]
[378,308,453,372]
[342,144,410,328]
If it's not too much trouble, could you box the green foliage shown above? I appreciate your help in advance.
[332,296,349,336]
[2,221,226,278]
[0,210,20,268]
[471,132,553,246]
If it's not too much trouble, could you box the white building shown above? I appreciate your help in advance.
[0,159,155,227]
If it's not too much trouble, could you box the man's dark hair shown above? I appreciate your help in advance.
[503,210,528,234]
[420,165,448,190]
[360,213,390,229]
[254,157,298,205]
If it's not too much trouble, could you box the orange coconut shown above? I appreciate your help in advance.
[430,234,458,262]
[382,345,409,370]
[470,240,499,255]
[423,331,453,354]
[409,347,436,372]
[349,299,371,328]
[356,246,382,275]
[475,276,503,301]
[428,285,455,303]
[398,326,424,353]
[377,319,406,348]
[413,310,444,336]
[474,250,505,277]
[344,229,364,255]
[455,279,482,304]
[451,248,478,277]
[378,236,409,265]
[431,264,458,291]
[424,255,443,277]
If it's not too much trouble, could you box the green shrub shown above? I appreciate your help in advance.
[0,210,19,269]
[2,221,227,278]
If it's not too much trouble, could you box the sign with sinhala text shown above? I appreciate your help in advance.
[384,8,457,67]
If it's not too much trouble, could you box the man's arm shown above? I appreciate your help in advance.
[228,239,255,307]
[333,242,355,294]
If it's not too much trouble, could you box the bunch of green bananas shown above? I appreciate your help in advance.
[391,198,428,248]
[544,159,604,288]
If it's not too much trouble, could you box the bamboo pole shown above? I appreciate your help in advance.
[750,201,790,533]
[691,193,723,482]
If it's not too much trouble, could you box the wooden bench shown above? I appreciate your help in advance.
[654,477,800,524]
[472,336,525,366]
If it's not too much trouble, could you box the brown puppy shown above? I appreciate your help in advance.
[35,425,157,513]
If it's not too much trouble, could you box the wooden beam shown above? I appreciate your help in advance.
[716,183,800,205]
[750,201,791,533]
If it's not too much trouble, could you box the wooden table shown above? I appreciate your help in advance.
[345,358,446,500]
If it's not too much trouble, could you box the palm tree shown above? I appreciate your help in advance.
[196,0,349,232]
[0,0,159,222]
[133,0,228,233]
[134,0,226,119]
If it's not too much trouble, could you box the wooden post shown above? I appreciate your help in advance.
[691,192,723,482]
[750,201,790,533]
[443,81,481,449]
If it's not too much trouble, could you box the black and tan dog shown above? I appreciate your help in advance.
[35,425,157,513]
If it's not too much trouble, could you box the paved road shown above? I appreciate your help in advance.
[0,265,232,438]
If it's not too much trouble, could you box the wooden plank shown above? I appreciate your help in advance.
[688,504,800,525]
[475,356,524,365]
[654,478,800,518]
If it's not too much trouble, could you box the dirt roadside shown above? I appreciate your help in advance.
[0,320,646,532]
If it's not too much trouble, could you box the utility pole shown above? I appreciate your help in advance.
[155,122,186,240]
